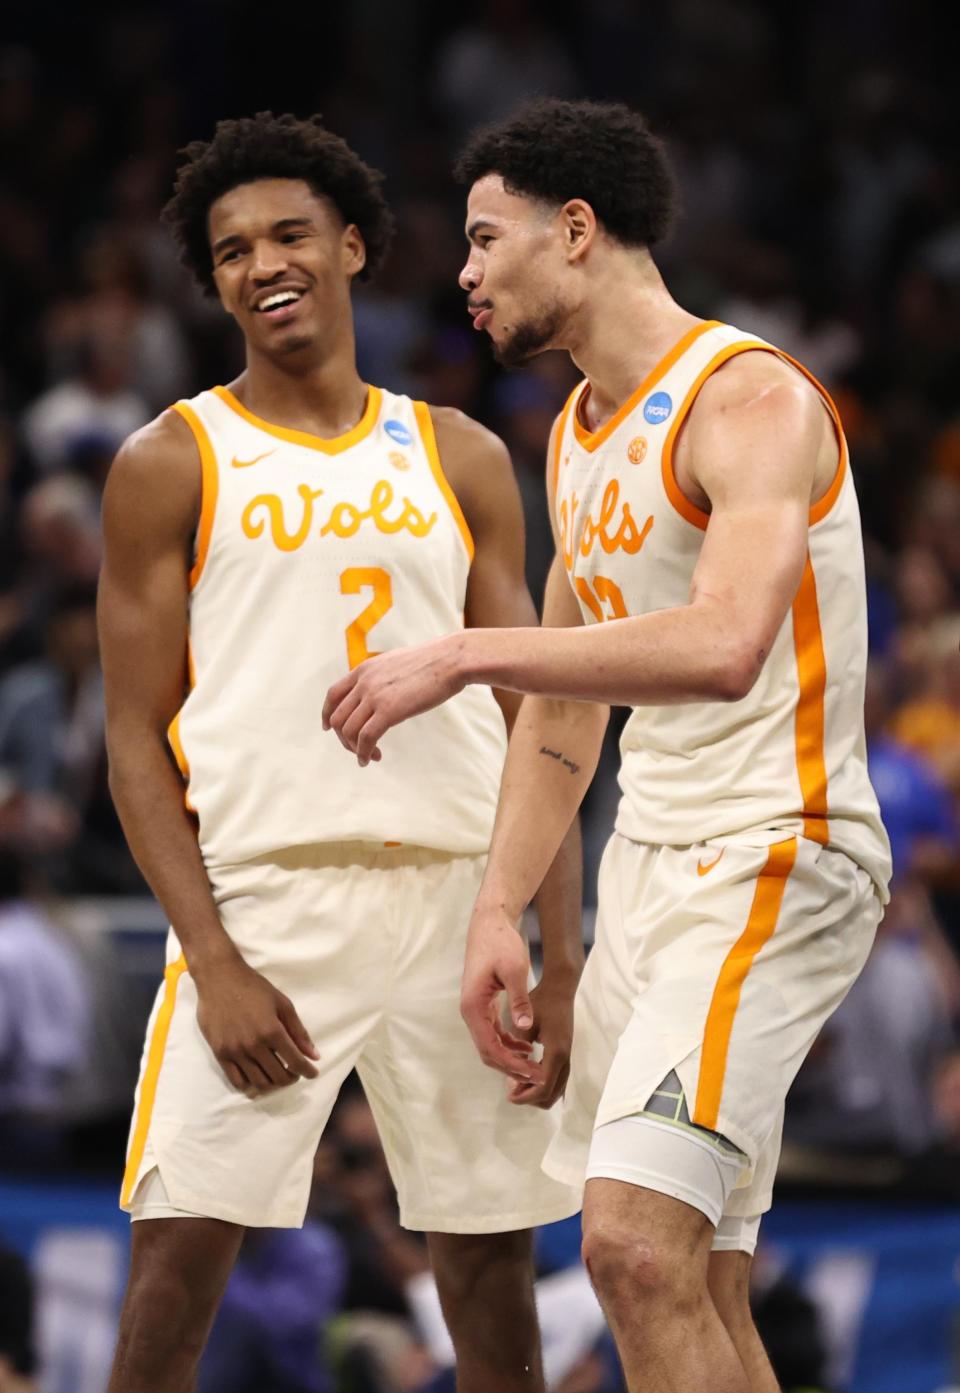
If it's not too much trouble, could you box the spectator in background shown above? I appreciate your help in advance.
[20,329,149,477]
[0,847,91,1163]
[0,586,103,872]
[434,0,580,137]
[43,229,191,414]
[198,1223,347,1393]
[0,1241,39,1393]
[785,662,960,1160]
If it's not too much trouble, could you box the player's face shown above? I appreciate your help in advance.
[209,178,365,358]
[460,175,571,369]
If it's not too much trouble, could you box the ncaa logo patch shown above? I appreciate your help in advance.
[384,419,414,446]
[643,391,673,426]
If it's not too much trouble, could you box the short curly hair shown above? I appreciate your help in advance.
[163,112,395,295]
[454,99,677,249]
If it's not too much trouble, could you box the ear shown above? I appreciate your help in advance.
[560,199,597,264]
[342,223,367,279]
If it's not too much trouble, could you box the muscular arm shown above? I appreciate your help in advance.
[432,407,589,1104]
[99,413,318,1093]
[324,365,824,759]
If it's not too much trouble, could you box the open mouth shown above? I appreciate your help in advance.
[255,289,306,321]
[470,306,492,332]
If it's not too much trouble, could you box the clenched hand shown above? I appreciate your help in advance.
[194,955,320,1096]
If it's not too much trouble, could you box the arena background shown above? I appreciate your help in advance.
[2,2,959,1390]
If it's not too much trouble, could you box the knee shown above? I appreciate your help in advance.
[581,1222,697,1315]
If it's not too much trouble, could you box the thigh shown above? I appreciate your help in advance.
[595,835,881,1166]
[541,834,652,1190]
[358,851,581,1235]
[124,850,394,1228]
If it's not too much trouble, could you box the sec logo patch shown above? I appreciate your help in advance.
[627,436,648,464]
[389,451,411,471]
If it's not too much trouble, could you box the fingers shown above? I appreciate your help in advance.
[322,671,359,730]
[508,1047,570,1109]
[501,967,533,1032]
[463,1004,545,1083]
[325,687,385,765]
[277,1000,321,1074]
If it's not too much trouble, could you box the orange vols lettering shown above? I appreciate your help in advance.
[242,479,437,553]
[561,479,653,572]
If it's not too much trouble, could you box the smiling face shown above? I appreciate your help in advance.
[209,177,365,360]
[459,174,583,368]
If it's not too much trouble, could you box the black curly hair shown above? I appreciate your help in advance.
[163,112,396,295]
[454,99,677,249]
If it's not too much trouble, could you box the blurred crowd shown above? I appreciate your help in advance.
[1,1,960,1389]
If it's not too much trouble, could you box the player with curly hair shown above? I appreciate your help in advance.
[325,99,892,1393]
[100,111,581,1393]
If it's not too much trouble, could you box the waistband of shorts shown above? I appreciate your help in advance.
[206,841,486,874]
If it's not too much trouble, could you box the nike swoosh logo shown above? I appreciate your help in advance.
[697,850,725,876]
[231,450,275,469]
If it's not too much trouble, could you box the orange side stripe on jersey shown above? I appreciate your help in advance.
[166,642,197,815]
[120,954,188,1207]
[693,837,797,1131]
[573,320,721,453]
[792,555,829,844]
[212,384,384,455]
[172,401,219,590]
[413,400,475,562]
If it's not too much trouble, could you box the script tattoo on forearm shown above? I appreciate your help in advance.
[539,745,581,775]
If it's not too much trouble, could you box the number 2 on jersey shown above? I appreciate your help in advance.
[341,567,393,669]
[574,574,629,622]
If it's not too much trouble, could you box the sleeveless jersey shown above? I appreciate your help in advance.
[553,320,891,897]
[168,384,507,867]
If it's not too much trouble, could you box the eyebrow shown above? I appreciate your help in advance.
[465,218,498,243]
[211,217,315,256]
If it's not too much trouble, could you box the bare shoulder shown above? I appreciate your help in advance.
[104,408,200,533]
[689,350,826,441]
[425,404,515,521]
[428,404,511,475]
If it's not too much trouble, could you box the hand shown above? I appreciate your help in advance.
[506,972,575,1109]
[194,954,320,1096]
[322,634,467,766]
[460,904,545,1088]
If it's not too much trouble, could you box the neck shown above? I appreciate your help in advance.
[563,252,703,426]
[234,330,367,437]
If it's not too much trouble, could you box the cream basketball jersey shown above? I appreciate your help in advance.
[553,320,891,896]
[168,384,507,866]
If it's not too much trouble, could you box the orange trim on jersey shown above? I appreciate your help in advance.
[212,384,383,455]
[573,321,721,454]
[551,388,579,518]
[172,401,219,589]
[693,837,797,1131]
[661,342,849,532]
[166,644,197,815]
[412,400,474,563]
[120,954,188,1207]
[792,556,829,844]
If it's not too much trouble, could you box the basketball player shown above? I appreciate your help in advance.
[98,113,582,1393]
[323,99,892,1393]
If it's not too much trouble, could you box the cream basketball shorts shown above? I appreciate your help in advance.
[120,843,580,1233]
[543,830,882,1226]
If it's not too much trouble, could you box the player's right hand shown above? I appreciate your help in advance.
[194,956,320,1096]
[460,905,545,1088]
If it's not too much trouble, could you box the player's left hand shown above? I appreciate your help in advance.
[322,635,466,766]
[506,975,575,1110]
